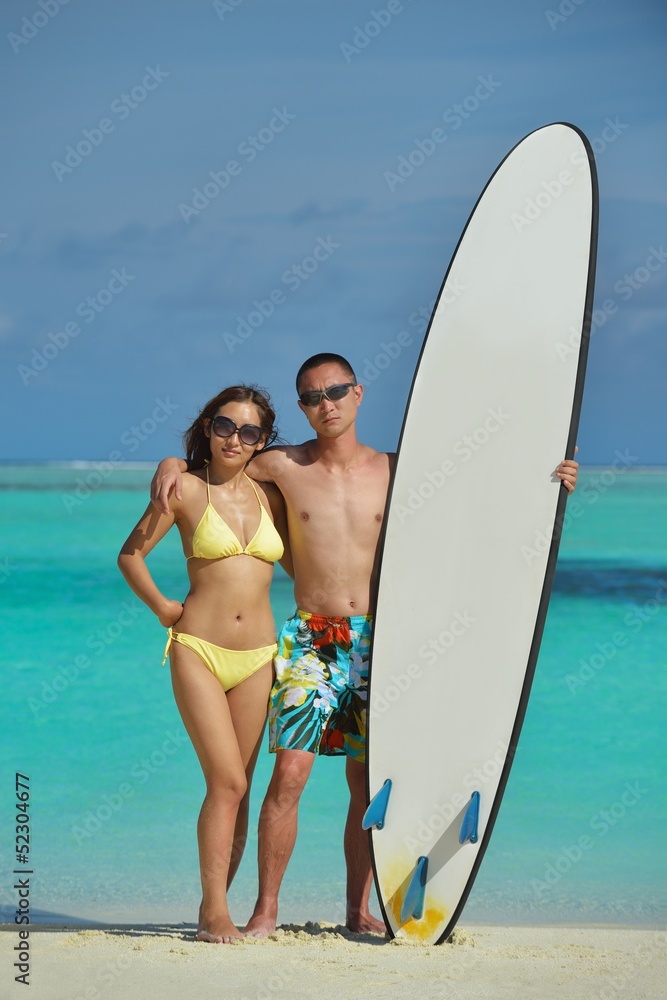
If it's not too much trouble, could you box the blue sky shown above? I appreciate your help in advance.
[1,0,665,463]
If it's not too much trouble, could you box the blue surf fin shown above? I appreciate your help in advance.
[362,778,392,830]
[400,855,429,923]
[459,790,480,845]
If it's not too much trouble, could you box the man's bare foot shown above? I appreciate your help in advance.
[346,911,386,934]
[243,909,277,939]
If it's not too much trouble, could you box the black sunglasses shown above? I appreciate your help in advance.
[210,415,263,447]
[298,382,357,407]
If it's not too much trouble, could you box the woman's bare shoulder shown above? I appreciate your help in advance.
[174,468,206,508]
[252,479,285,515]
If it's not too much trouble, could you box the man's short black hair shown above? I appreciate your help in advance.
[296,353,357,393]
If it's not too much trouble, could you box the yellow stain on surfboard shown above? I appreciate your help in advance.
[380,856,449,942]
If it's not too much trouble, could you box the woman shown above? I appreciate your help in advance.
[118,385,290,943]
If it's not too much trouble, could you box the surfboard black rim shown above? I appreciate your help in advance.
[365,122,599,944]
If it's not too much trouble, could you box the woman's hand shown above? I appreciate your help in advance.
[158,600,184,628]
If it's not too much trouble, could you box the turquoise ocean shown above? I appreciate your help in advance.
[1,465,665,928]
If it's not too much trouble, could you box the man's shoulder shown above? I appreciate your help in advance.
[365,446,396,471]
[247,442,312,482]
[263,441,312,464]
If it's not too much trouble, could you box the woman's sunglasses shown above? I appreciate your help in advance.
[210,415,263,447]
[298,382,357,407]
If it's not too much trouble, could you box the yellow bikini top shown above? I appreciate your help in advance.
[188,468,284,564]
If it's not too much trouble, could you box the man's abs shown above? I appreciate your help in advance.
[286,485,387,616]
[292,543,378,616]
[266,442,392,616]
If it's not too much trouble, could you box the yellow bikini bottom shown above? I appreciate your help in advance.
[163,628,277,692]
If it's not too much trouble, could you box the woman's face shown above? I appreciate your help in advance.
[205,400,266,465]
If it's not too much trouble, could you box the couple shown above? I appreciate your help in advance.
[120,352,579,944]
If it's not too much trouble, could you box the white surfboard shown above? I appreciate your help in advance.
[365,123,598,944]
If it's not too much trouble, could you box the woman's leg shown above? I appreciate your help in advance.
[225,660,274,886]
[170,645,250,942]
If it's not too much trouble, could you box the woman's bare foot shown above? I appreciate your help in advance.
[197,929,223,944]
[196,922,242,944]
[197,903,242,943]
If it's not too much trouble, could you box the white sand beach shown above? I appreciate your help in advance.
[2,922,664,1000]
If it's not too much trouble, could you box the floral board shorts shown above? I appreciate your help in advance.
[268,609,372,762]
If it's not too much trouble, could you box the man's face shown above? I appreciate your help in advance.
[297,363,363,437]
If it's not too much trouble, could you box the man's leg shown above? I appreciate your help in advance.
[244,749,315,937]
[344,756,386,934]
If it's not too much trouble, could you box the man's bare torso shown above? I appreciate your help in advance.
[249,442,393,616]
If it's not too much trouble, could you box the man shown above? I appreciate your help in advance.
[151,353,579,935]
